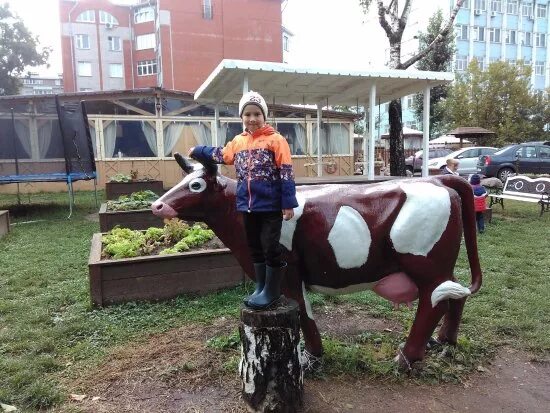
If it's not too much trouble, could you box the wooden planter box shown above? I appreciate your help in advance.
[0,210,9,238]
[105,180,164,200]
[98,203,164,232]
[88,233,245,307]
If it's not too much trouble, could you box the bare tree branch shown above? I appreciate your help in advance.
[377,1,393,37]
[398,0,411,32]
[400,0,465,69]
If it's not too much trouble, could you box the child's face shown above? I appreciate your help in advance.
[241,104,265,133]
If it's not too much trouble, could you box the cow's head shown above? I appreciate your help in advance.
[152,153,224,220]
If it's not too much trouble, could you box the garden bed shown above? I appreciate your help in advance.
[88,231,244,307]
[105,180,164,200]
[0,210,9,237]
[98,203,164,232]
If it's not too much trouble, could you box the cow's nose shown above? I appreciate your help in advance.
[151,201,178,218]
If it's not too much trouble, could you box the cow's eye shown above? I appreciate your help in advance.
[189,178,206,193]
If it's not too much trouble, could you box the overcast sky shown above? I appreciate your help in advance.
[4,0,446,77]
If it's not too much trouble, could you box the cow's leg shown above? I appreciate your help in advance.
[437,296,466,345]
[398,286,448,369]
[281,267,323,372]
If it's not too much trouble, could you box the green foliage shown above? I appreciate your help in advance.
[412,9,455,138]
[106,190,159,211]
[102,220,215,259]
[443,60,549,145]
[206,330,240,351]
[107,173,132,183]
[0,4,51,95]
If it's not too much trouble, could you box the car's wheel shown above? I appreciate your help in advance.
[406,165,413,174]
[497,167,514,182]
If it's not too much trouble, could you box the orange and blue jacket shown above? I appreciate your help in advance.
[191,124,299,213]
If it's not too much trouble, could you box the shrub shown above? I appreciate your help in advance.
[106,190,159,212]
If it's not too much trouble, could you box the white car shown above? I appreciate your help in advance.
[427,146,498,176]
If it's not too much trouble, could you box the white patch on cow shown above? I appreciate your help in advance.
[390,182,451,256]
[279,193,306,251]
[327,206,371,269]
[431,280,471,307]
[308,281,376,295]
[302,282,314,320]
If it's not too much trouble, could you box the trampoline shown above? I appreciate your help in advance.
[0,97,98,217]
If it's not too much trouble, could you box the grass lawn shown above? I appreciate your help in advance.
[0,190,549,411]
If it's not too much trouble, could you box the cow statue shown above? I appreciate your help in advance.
[152,154,482,370]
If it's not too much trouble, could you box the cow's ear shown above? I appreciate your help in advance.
[174,152,194,174]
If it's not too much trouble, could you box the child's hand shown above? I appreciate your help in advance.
[187,147,195,157]
[282,209,294,220]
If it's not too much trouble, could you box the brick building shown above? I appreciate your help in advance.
[59,0,285,93]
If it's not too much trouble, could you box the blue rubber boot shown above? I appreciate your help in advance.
[243,262,266,306]
[246,263,286,310]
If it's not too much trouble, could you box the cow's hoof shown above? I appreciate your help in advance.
[426,337,442,351]
[301,350,323,375]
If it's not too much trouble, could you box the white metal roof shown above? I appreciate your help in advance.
[194,59,455,107]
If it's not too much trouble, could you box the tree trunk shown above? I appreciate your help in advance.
[239,298,303,412]
[389,99,406,176]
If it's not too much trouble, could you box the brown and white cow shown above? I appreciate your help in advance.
[152,154,482,369]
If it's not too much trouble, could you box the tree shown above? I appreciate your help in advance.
[443,60,549,146]
[0,3,50,95]
[359,0,465,175]
[411,9,455,138]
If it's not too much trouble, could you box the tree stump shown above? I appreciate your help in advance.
[239,298,303,413]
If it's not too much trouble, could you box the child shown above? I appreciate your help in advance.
[470,174,488,233]
[442,158,460,175]
[188,91,298,310]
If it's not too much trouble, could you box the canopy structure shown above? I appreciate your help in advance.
[429,135,471,146]
[194,59,455,178]
[447,127,495,146]
[380,127,423,139]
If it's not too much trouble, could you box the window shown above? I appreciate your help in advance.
[109,63,123,78]
[283,34,290,52]
[134,6,154,23]
[507,0,518,14]
[203,0,213,19]
[539,146,550,159]
[99,11,118,25]
[505,29,516,44]
[535,61,545,76]
[55,79,61,86]
[456,56,468,71]
[474,0,486,11]
[461,0,470,8]
[536,4,547,18]
[75,34,90,49]
[108,36,121,51]
[473,26,485,41]
[474,58,486,70]
[137,60,157,76]
[522,3,532,17]
[109,121,157,158]
[77,61,92,77]
[33,87,54,95]
[22,78,43,85]
[490,0,501,13]
[312,123,351,155]
[405,95,414,109]
[522,59,531,66]
[521,31,533,46]
[136,33,155,50]
[489,28,501,43]
[76,10,95,23]
[489,57,500,64]
[505,58,516,66]
[456,24,469,40]
[80,88,93,92]
[535,33,546,47]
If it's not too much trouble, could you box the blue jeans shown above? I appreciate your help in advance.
[476,212,485,233]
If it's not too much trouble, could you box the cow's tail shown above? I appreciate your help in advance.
[436,175,483,295]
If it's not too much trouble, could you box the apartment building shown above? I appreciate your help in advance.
[19,74,64,96]
[59,0,286,92]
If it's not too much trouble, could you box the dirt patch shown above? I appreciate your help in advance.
[60,304,550,413]
[85,212,99,223]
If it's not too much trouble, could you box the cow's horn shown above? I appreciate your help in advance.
[198,159,218,175]
[174,152,194,174]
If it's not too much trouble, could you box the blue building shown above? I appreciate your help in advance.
[378,0,549,141]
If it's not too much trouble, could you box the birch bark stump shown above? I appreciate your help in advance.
[239,298,303,413]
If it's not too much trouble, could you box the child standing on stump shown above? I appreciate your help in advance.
[470,174,487,233]
[188,91,298,310]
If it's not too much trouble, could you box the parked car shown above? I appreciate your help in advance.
[477,141,550,182]
[428,146,499,176]
[405,148,452,173]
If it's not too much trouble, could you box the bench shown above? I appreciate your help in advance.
[488,176,550,216]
